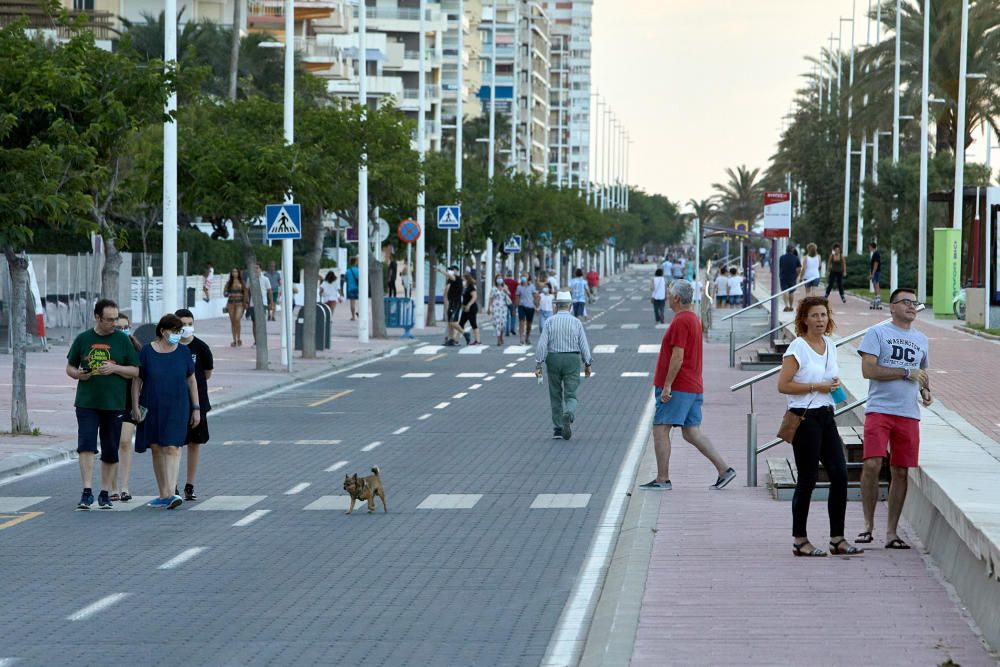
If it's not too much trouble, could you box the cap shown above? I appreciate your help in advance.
[555,290,572,304]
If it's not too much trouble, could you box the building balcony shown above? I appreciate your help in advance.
[2,3,115,41]
[403,85,442,100]
[248,0,343,23]
[294,37,353,77]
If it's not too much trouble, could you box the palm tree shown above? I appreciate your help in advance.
[712,165,765,225]
[686,197,718,227]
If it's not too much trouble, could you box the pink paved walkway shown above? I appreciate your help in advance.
[631,341,997,666]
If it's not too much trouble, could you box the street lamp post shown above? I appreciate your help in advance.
[485,0,497,298]
[281,0,294,370]
[840,10,855,254]
[952,0,970,242]
[890,0,902,293]
[415,0,427,330]
[358,0,370,343]
[163,0,178,313]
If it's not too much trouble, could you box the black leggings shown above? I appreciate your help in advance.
[825,272,845,299]
[790,407,847,538]
[459,307,478,330]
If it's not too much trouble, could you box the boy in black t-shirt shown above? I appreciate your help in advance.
[176,309,214,501]
[869,241,883,310]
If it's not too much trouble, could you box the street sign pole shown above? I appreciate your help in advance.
[447,229,452,267]
[282,0,294,372]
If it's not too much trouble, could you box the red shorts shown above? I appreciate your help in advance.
[863,412,921,468]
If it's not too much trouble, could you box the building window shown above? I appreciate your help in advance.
[73,0,95,9]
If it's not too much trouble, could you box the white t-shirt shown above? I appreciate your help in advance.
[651,276,666,300]
[320,280,339,303]
[802,254,821,281]
[783,336,838,408]
[714,275,728,296]
[546,276,559,293]
[538,291,554,311]
[727,276,743,296]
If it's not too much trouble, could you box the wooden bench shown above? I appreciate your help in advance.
[765,427,889,501]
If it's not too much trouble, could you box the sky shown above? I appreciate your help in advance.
[591,0,859,208]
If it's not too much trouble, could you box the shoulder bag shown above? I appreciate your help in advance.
[776,339,829,442]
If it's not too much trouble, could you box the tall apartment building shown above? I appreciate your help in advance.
[543,0,590,190]
[478,0,550,177]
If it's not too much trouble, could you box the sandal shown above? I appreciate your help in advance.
[792,542,828,557]
[885,538,911,550]
[109,493,120,502]
[856,531,874,543]
[119,491,132,502]
[830,538,864,556]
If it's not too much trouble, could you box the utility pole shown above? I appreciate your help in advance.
[163,0,178,313]
[357,0,370,343]
[415,0,427,329]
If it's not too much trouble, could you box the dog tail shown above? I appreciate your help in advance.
[371,465,380,476]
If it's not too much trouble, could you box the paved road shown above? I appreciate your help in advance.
[0,274,666,666]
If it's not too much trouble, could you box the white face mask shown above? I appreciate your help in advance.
[181,325,194,338]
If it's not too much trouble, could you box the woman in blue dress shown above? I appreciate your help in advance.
[133,313,200,509]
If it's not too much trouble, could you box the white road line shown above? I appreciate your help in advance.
[452,392,468,399]
[294,439,341,445]
[620,323,640,329]
[530,494,591,509]
[402,372,434,378]
[414,345,444,355]
[468,384,482,390]
[157,547,207,571]
[232,510,271,527]
[417,494,483,509]
[393,426,410,435]
[518,356,528,361]
[347,373,380,378]
[592,345,617,354]
[512,372,536,378]
[587,324,606,330]
[621,372,650,377]
[418,413,432,420]
[67,593,129,621]
[457,372,487,378]
[542,392,655,666]
[222,440,271,445]
[458,345,488,354]
[505,345,532,354]
[284,483,311,495]
[484,376,496,381]
[190,496,266,511]
[325,460,349,472]
[0,497,48,512]
[434,402,450,409]
[361,441,383,451]
[506,362,517,367]
[495,369,507,375]
[638,345,660,353]
[303,496,351,510]
[655,323,668,329]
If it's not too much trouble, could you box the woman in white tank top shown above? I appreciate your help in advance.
[799,242,822,296]
[650,268,667,324]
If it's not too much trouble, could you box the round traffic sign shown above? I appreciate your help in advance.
[398,218,421,244]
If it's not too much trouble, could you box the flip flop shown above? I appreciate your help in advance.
[885,538,911,550]
[856,531,874,543]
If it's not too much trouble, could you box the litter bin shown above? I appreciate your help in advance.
[384,297,414,338]
[186,287,196,308]
[294,303,332,351]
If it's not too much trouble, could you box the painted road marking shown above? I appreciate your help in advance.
[325,461,349,472]
[505,345,532,354]
[457,372,487,378]
[414,345,444,355]
[468,383,482,390]
[434,402,450,409]
[348,373,380,379]
[621,372,649,378]
[424,354,446,362]
[530,494,591,509]
[495,369,508,375]
[361,441,383,451]
[630,296,643,301]
[638,344,660,353]
[158,547,206,570]
[655,323,668,329]
[308,389,353,408]
[232,510,271,527]
[452,392,468,399]
[0,511,43,531]
[593,345,617,354]
[190,496,266,511]
[484,376,496,381]
[110,497,156,511]
[294,439,341,445]
[402,373,434,378]
[222,440,271,445]
[506,362,517,367]
[303,496,351,511]
[393,426,410,435]
[67,593,129,621]
[417,494,483,509]
[513,373,537,378]
[587,324,606,330]
[621,323,640,329]
[0,497,48,513]
[459,346,488,354]
[284,483,311,495]
[518,356,528,361]
[418,413,432,420]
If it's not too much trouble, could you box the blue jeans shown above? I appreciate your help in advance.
[506,304,517,335]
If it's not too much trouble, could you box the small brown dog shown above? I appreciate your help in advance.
[343,466,387,515]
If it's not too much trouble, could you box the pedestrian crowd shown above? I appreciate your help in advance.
[68,299,214,511]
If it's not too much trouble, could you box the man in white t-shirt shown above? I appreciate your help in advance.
[249,264,271,347]
[727,268,743,307]
[713,268,728,308]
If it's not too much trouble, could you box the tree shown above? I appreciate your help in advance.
[712,165,765,226]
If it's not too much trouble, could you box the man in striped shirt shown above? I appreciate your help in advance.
[535,291,593,440]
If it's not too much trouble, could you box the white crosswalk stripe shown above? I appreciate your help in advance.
[457,372,487,378]
[402,373,433,378]
[417,494,482,509]
[587,324,606,330]
[0,497,48,512]
[530,493,591,509]
[621,371,649,378]
[348,373,380,379]
[458,345,488,354]
[638,345,660,353]
[414,345,444,355]
[621,324,639,329]
[504,345,532,355]
[190,496,267,511]
[593,345,617,354]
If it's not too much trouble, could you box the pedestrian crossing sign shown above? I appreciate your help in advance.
[504,234,522,253]
[436,205,461,230]
[265,204,301,240]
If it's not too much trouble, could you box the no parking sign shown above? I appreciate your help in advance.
[397,218,421,244]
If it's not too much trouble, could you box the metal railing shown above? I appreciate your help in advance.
[732,306,924,487]
[725,279,810,366]
[734,322,791,354]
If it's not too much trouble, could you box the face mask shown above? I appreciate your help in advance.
[543,288,550,294]
[167,333,182,345]
[520,278,527,284]
[119,328,130,337]
[181,326,194,338]
[496,279,504,286]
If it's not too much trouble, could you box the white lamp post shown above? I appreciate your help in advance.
[163,0,178,313]
[415,0,427,329]
[357,0,369,343]
[840,10,855,253]
[952,0,970,240]
[281,0,294,370]
[485,0,497,298]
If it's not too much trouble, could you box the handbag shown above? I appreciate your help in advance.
[777,340,829,441]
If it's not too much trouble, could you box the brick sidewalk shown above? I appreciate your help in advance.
[0,304,442,476]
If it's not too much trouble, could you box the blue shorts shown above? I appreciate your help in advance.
[870,271,881,286]
[653,388,703,427]
[806,278,820,288]
[572,302,586,317]
[76,407,124,463]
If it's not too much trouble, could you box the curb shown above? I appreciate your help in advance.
[955,324,1000,342]
[0,341,413,487]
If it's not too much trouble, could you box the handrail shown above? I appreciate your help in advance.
[729,304,925,392]
[734,322,792,353]
[720,279,810,322]
[756,397,868,456]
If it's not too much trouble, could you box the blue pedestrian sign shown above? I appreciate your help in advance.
[265,204,301,240]
[436,205,461,230]
[608,236,616,247]
[504,234,522,253]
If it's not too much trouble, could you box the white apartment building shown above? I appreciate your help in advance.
[478,0,550,177]
[543,0,590,190]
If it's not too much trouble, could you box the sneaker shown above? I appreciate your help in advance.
[552,428,563,439]
[76,490,94,510]
[166,495,183,510]
[147,497,170,509]
[98,491,113,509]
[463,332,472,344]
[711,467,737,490]
[639,479,672,490]
[183,484,197,502]
[561,413,573,440]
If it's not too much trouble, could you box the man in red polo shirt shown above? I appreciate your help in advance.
[585,268,599,302]
[503,270,518,336]
[640,280,735,490]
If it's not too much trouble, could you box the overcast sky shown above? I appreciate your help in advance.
[591,0,861,208]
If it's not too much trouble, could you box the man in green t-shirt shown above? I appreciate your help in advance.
[65,298,140,510]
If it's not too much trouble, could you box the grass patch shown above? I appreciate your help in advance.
[846,288,934,308]
[967,323,1000,336]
